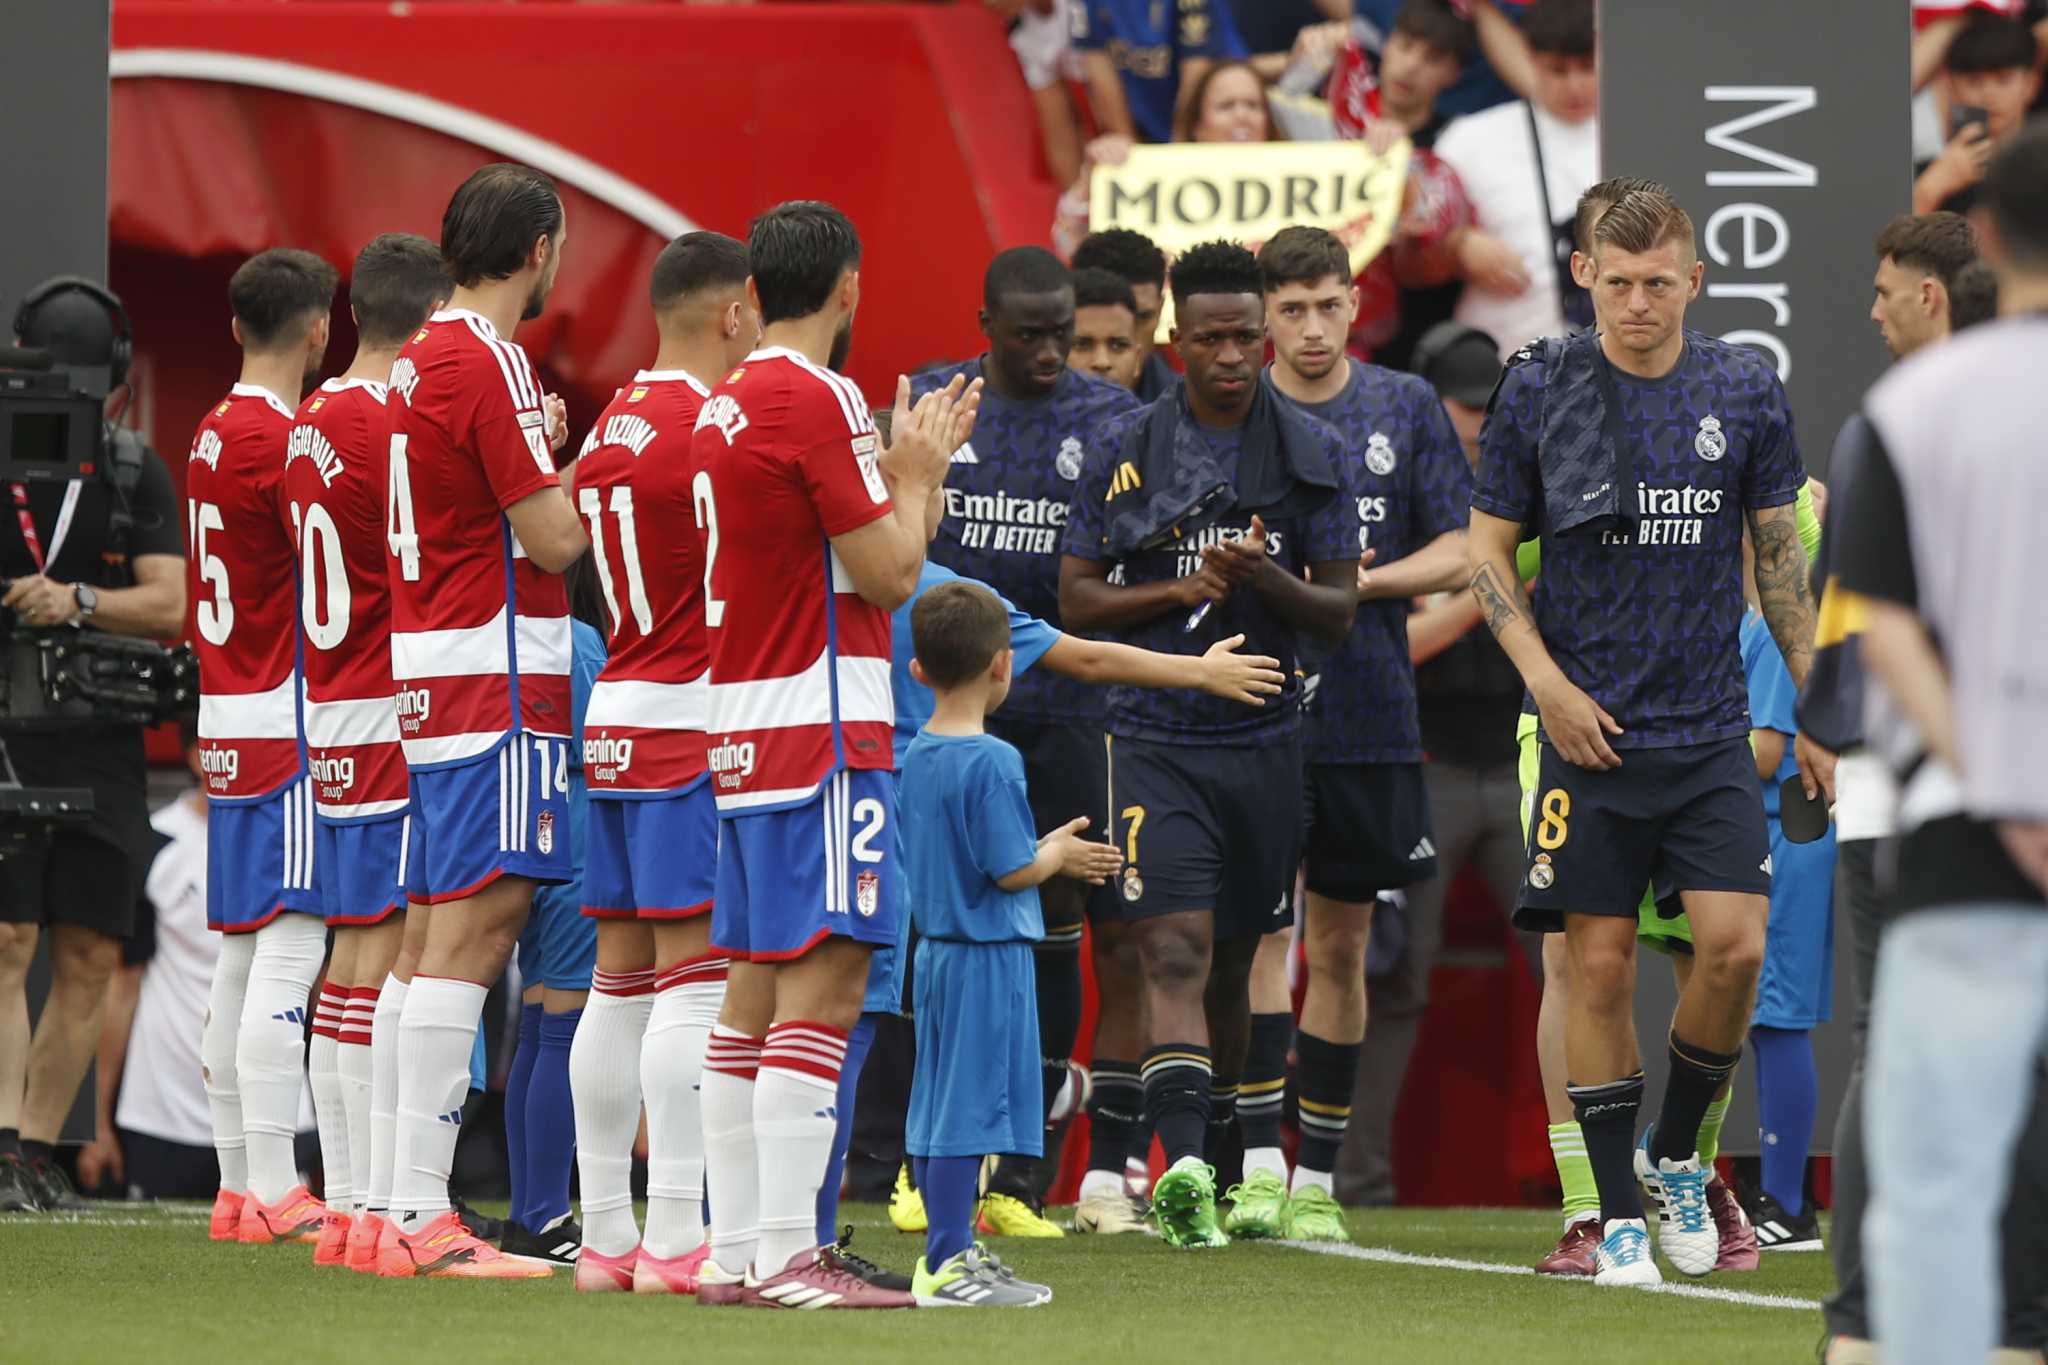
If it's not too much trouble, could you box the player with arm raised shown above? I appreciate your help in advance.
[562,231,757,1294]
[379,164,586,1279]
[1466,187,1816,1287]
[188,248,338,1246]
[692,200,978,1309]
[282,234,451,1269]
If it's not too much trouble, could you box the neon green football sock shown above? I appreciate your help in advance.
[1697,1092,1732,1167]
[1549,1122,1599,1222]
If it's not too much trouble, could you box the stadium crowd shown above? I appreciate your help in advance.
[0,1,2043,1361]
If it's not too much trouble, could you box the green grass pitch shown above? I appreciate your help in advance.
[3,1202,1835,1363]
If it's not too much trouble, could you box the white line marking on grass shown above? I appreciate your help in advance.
[1275,1240,1824,1312]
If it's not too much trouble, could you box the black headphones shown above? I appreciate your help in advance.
[13,276,134,390]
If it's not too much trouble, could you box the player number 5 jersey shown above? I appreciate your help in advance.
[386,309,573,770]
[575,369,714,796]
[694,347,895,814]
[284,378,409,820]
[186,383,302,802]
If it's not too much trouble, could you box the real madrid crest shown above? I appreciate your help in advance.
[1056,435,1085,481]
[1694,414,1727,462]
[1366,431,1397,476]
[1122,867,1144,903]
[1528,852,1554,890]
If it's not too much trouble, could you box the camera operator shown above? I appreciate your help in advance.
[0,282,186,1213]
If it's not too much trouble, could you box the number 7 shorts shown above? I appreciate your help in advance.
[402,733,575,904]
[710,768,901,962]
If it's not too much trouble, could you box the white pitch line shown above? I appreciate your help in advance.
[1275,1239,1824,1312]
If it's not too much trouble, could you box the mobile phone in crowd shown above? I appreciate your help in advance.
[1951,102,1990,139]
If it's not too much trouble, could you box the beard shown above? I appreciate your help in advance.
[827,315,854,372]
[522,277,549,322]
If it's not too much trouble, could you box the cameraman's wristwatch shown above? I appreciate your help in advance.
[71,583,97,623]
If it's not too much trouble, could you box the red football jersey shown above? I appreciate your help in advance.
[186,383,302,801]
[576,370,714,794]
[696,347,894,813]
[284,378,408,820]
[385,309,572,768]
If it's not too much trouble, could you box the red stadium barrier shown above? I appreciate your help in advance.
[110,1,1058,475]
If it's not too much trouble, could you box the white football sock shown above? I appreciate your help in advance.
[308,996,352,1209]
[1290,1166,1333,1196]
[640,958,725,1259]
[365,974,407,1212]
[752,1021,847,1274]
[701,1026,763,1276]
[390,975,486,1230]
[1243,1145,1289,1182]
[201,931,256,1194]
[337,985,376,1214]
[569,971,653,1257]
[237,913,326,1204]
[1079,1169,1126,1202]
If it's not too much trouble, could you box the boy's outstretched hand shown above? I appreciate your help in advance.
[1044,815,1124,885]
[1196,633,1284,705]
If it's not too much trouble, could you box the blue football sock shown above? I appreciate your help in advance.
[505,1003,543,1227]
[1751,1025,1817,1216]
[816,1013,878,1245]
[921,1156,980,1269]
[524,1008,582,1230]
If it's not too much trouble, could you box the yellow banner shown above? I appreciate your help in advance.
[1088,139,1412,340]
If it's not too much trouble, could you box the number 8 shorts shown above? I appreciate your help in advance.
[403,733,575,904]
[1511,734,1771,934]
[711,768,902,962]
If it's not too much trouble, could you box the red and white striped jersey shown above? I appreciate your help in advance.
[385,309,572,769]
[284,378,407,821]
[186,383,302,802]
[575,370,714,795]
[695,347,895,813]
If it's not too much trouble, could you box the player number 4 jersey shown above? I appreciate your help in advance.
[694,347,895,814]
[283,378,409,821]
[575,369,714,796]
[385,309,573,770]
[186,383,302,802]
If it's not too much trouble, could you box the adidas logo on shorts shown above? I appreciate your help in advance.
[1409,838,1436,861]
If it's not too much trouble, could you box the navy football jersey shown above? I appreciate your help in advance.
[1284,361,1473,765]
[1470,330,1806,749]
[917,360,1138,725]
[1062,406,1356,745]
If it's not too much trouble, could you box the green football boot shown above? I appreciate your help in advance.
[1222,1168,1289,1240]
[1280,1183,1353,1243]
[1151,1159,1229,1249]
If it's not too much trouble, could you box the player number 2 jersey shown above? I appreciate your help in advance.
[575,370,713,796]
[386,309,572,770]
[284,378,408,821]
[695,347,895,813]
[186,383,302,802]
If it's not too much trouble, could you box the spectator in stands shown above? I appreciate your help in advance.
[1054,61,1275,258]
[992,0,1088,187]
[1068,266,1147,391]
[1069,228,1176,400]
[1367,0,1526,120]
[1913,13,2042,214]
[1285,1,1479,361]
[1336,320,1535,1206]
[1071,0,1247,144]
[1430,0,1597,353]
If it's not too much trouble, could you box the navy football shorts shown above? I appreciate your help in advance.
[1104,731,1302,941]
[1513,737,1771,934]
